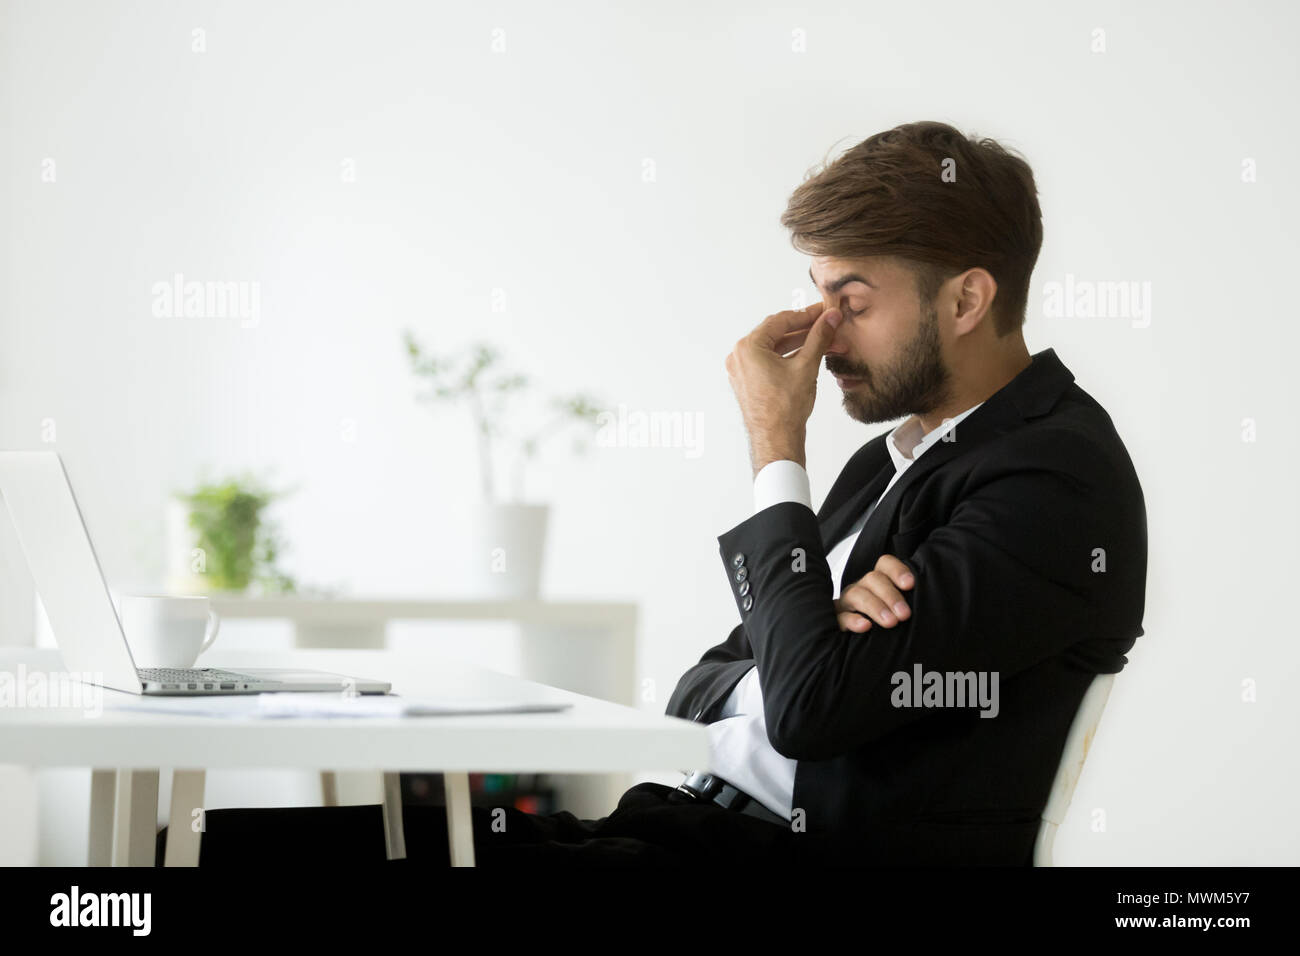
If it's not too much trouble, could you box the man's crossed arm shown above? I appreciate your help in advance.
[665,553,915,724]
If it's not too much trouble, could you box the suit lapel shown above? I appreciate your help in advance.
[817,440,892,551]
[819,348,1076,594]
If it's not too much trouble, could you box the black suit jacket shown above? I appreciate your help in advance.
[666,348,1147,865]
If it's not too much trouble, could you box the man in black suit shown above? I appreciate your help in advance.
[171,121,1146,867]
[668,333,1145,866]
[657,122,1146,866]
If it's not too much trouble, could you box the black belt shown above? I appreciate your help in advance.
[671,771,790,828]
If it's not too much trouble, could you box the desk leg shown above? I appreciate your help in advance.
[88,769,116,866]
[443,771,475,867]
[164,770,206,867]
[320,770,380,805]
[320,771,339,806]
[381,772,406,860]
[112,769,159,867]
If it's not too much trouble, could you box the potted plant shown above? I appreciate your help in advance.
[168,474,298,595]
[403,332,603,598]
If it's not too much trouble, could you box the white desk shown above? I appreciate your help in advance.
[206,596,638,817]
[0,647,708,867]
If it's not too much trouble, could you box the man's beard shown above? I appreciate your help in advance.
[825,302,952,425]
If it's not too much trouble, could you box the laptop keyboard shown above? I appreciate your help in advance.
[138,667,253,683]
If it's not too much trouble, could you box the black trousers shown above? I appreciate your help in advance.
[157,782,823,867]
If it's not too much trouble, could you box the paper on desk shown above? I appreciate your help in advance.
[255,693,573,718]
[103,694,266,718]
[101,692,571,719]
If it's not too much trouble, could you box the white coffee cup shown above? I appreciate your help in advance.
[118,594,221,669]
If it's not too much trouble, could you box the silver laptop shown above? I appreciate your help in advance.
[0,451,391,696]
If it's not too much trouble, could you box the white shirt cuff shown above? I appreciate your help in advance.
[754,459,812,513]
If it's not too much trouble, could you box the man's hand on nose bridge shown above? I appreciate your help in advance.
[835,553,915,632]
[724,301,844,478]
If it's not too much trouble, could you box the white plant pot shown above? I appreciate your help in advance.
[464,501,550,600]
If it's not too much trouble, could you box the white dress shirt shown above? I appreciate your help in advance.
[704,402,984,819]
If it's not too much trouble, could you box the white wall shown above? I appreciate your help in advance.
[2,0,1297,865]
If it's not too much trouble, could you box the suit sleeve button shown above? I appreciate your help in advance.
[741,594,753,611]
[738,580,749,596]
[731,552,745,568]
[734,566,747,582]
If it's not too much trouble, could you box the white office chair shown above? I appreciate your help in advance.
[1032,672,1115,866]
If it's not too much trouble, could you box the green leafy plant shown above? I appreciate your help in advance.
[402,332,603,502]
[174,475,297,594]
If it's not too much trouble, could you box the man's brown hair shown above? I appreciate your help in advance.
[780,121,1043,337]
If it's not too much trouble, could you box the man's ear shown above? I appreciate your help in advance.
[952,268,997,333]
